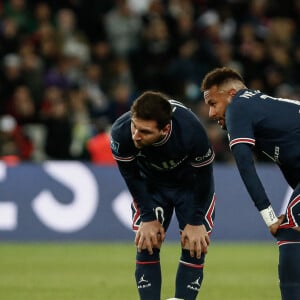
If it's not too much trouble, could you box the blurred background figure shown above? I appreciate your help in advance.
[86,117,116,165]
[104,0,142,58]
[0,114,33,164]
[42,95,72,160]
[0,0,299,164]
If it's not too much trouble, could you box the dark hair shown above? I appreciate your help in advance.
[201,67,245,91]
[130,91,172,129]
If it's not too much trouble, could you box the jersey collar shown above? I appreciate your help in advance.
[153,120,172,147]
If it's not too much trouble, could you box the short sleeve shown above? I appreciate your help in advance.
[226,101,256,149]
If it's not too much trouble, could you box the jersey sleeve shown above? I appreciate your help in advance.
[110,115,136,162]
[226,98,271,211]
[184,116,215,226]
[189,117,215,168]
[110,117,157,222]
[226,100,256,149]
[231,143,271,211]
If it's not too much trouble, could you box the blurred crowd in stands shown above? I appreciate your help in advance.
[0,0,300,164]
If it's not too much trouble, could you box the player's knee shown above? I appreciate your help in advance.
[180,249,205,266]
[138,237,163,251]
[136,248,160,262]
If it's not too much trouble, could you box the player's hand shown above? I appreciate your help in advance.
[135,220,165,255]
[181,224,210,259]
[269,214,285,236]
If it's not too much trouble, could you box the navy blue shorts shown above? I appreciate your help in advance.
[131,184,216,235]
[276,182,300,245]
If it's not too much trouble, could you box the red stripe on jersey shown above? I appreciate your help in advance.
[132,200,140,231]
[229,138,255,149]
[205,193,216,233]
[279,195,300,228]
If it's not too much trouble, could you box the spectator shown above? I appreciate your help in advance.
[86,118,116,165]
[1,0,300,164]
[0,18,20,56]
[104,0,142,58]
[0,114,33,162]
[68,87,92,159]
[42,97,72,160]
[106,82,134,123]
[0,53,25,114]
[6,85,36,125]
[79,63,109,118]
[4,0,33,34]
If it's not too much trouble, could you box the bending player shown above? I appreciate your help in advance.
[110,91,216,300]
[201,67,300,300]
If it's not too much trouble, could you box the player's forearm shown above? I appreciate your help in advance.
[125,180,156,222]
[231,144,271,210]
[188,164,214,225]
[117,161,156,222]
[232,145,279,227]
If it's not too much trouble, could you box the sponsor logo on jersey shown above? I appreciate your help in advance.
[195,149,212,162]
[150,156,188,170]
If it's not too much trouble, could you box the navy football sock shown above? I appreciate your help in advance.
[135,248,161,300]
[278,243,300,300]
[175,249,205,300]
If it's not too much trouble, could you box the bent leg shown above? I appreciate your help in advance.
[175,249,205,300]
[135,248,161,300]
[278,242,300,300]
[276,183,300,299]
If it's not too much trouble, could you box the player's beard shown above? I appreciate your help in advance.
[133,133,166,149]
[218,117,227,130]
[133,140,143,149]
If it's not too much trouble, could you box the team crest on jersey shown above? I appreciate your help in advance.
[110,138,120,153]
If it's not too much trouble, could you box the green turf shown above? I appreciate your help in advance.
[0,242,280,300]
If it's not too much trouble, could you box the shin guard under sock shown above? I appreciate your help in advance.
[175,249,205,300]
[135,248,161,300]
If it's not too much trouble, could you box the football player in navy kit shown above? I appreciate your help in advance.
[201,67,300,300]
[110,91,216,300]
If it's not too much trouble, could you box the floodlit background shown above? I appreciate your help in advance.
[0,0,297,299]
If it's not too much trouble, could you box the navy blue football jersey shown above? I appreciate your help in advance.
[111,100,214,185]
[226,89,300,211]
[227,89,300,169]
[110,100,215,223]
[226,90,300,168]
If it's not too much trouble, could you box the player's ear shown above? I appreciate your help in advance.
[161,123,171,135]
[228,89,237,96]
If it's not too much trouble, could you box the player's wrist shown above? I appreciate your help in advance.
[259,205,278,227]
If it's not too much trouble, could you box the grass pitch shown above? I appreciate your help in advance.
[0,242,280,300]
